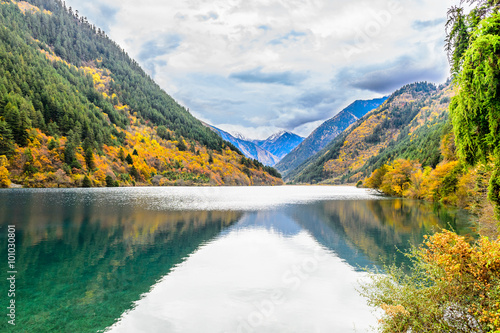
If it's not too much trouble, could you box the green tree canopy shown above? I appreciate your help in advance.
[447,1,500,217]
[450,14,500,165]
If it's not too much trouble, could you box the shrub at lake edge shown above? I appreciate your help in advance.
[360,231,500,332]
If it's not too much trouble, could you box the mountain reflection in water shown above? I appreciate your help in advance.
[0,187,474,332]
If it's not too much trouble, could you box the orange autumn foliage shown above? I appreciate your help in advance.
[3,126,283,188]
[365,157,478,209]
[364,130,481,210]
[361,231,500,332]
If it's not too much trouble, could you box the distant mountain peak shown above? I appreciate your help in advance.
[208,126,279,166]
[267,130,287,142]
[266,130,303,142]
[230,131,249,141]
[208,127,304,165]
[253,130,304,160]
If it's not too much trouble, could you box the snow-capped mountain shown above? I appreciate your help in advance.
[205,124,304,166]
[230,131,250,141]
[254,131,304,160]
[205,125,280,166]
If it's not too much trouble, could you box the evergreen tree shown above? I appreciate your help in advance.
[0,120,14,156]
[130,165,139,180]
[84,147,95,170]
[125,153,133,165]
[157,125,170,140]
[47,138,58,150]
[118,148,125,161]
[176,140,187,151]
[105,175,114,187]
[82,175,92,187]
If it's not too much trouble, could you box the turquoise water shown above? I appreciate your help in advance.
[0,186,474,332]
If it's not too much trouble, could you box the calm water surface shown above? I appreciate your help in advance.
[0,186,474,332]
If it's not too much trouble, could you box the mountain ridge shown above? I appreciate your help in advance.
[276,96,387,176]
[0,0,283,187]
[286,82,447,184]
[207,124,304,166]
[205,124,281,166]
[254,131,304,161]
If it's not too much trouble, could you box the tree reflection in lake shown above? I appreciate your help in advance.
[0,189,241,332]
[287,199,474,269]
[0,187,474,332]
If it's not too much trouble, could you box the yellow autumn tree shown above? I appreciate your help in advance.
[420,160,461,203]
[0,155,10,188]
[365,165,389,190]
[379,159,421,197]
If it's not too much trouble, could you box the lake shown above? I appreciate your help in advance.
[0,186,474,332]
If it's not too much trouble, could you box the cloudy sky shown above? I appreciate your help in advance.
[65,0,452,139]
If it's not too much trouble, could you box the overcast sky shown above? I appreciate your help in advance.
[64,0,453,139]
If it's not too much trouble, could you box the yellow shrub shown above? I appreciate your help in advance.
[361,231,500,332]
[0,166,11,188]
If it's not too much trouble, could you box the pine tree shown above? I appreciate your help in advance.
[105,175,114,187]
[130,165,139,180]
[85,148,95,170]
[125,153,133,164]
[82,175,92,187]
[0,120,15,156]
[118,148,125,161]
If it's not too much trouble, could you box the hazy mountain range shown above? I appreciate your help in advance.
[207,125,304,166]
[252,131,305,160]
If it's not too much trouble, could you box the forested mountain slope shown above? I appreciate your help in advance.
[276,97,387,176]
[0,0,282,187]
[287,82,449,184]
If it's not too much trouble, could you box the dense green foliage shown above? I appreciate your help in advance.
[448,2,500,217]
[0,14,124,152]
[450,14,500,165]
[446,0,500,76]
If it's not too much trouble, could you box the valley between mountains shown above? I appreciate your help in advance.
[2,0,500,331]
[0,0,499,238]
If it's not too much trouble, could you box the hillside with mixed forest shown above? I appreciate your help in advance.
[286,82,447,184]
[286,74,497,237]
[286,80,500,231]
[0,0,282,187]
[276,97,387,177]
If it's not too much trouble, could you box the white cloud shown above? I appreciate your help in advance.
[65,0,453,137]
